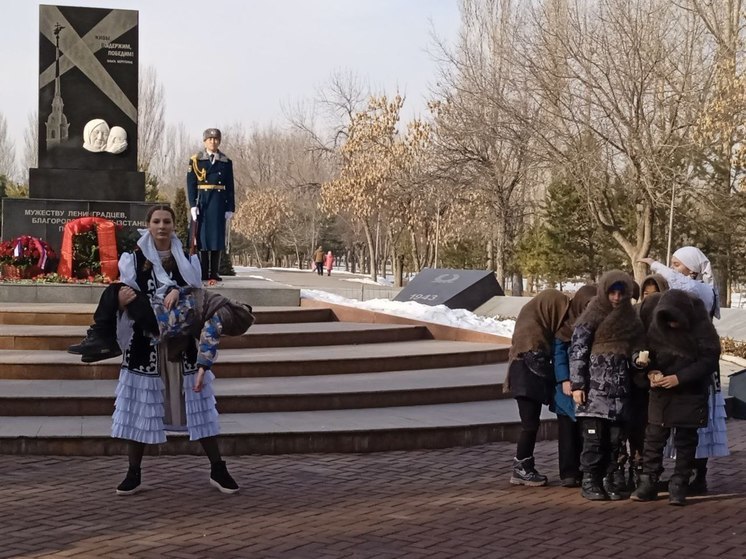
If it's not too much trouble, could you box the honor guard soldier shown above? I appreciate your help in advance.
[187,128,235,281]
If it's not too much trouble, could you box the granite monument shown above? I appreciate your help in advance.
[2,4,151,253]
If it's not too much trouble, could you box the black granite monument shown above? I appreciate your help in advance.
[1,4,150,252]
[394,268,505,311]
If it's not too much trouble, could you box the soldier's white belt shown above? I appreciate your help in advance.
[198,184,225,190]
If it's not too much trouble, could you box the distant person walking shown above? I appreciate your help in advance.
[324,251,334,276]
[313,246,324,276]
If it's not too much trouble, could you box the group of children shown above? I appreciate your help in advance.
[508,246,726,506]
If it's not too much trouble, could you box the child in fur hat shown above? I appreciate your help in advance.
[639,274,669,300]
[639,247,727,494]
[569,270,646,501]
[630,290,721,506]
[626,275,670,486]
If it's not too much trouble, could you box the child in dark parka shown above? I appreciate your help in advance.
[631,289,721,506]
[569,270,646,501]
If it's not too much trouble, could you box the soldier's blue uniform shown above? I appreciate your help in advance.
[186,150,234,251]
[186,128,235,281]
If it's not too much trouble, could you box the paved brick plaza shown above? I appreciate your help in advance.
[2,420,745,559]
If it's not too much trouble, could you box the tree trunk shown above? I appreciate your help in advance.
[494,219,508,288]
[395,255,404,287]
[486,239,495,272]
[363,221,377,281]
[511,272,523,296]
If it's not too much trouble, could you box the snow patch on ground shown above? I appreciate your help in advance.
[302,289,515,338]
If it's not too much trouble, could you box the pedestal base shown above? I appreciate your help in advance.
[29,168,145,202]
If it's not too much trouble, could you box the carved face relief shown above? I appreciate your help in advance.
[105,126,128,154]
[83,119,110,152]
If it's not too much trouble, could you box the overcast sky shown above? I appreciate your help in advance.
[0,0,461,164]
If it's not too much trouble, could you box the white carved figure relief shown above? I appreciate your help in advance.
[83,119,110,152]
[105,125,128,154]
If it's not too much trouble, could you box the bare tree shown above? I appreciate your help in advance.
[0,113,17,181]
[21,111,38,185]
[221,122,334,267]
[138,65,166,176]
[524,0,710,280]
[429,0,540,286]
[287,69,369,155]
[151,122,195,203]
[682,0,746,303]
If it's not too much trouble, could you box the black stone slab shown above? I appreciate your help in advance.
[32,5,143,203]
[729,368,746,420]
[37,5,139,171]
[1,198,152,255]
[394,268,505,311]
[29,168,145,201]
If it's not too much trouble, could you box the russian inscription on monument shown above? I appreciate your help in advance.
[1,199,149,252]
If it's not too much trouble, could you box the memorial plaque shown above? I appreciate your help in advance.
[1,198,151,252]
[394,268,504,311]
[30,4,144,200]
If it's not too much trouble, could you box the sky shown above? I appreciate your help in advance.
[0,0,461,170]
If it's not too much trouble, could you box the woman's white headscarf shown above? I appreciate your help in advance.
[121,229,201,298]
[672,246,721,318]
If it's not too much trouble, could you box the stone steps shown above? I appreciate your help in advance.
[0,340,508,380]
[0,277,300,306]
[0,363,509,415]
[0,304,333,326]
[0,321,431,350]
[0,400,556,455]
[0,298,534,455]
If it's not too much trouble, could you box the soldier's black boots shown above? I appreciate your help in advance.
[209,251,222,281]
[200,250,223,282]
[581,473,608,501]
[631,473,658,502]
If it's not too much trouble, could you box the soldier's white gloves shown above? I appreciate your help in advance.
[225,211,234,220]
[190,207,198,221]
